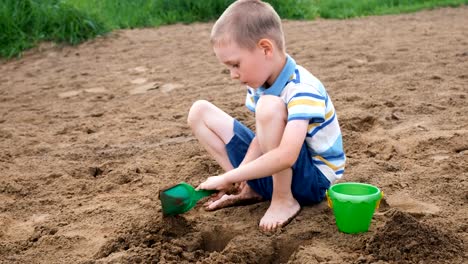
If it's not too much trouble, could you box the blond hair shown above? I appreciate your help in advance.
[211,0,285,52]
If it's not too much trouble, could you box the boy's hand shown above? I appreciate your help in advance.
[196,175,231,191]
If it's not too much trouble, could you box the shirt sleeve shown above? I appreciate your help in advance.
[286,83,326,123]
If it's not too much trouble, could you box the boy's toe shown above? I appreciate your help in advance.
[259,200,301,232]
[260,220,281,232]
[262,222,272,232]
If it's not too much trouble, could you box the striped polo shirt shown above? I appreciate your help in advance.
[245,55,345,183]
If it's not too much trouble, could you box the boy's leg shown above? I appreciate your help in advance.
[187,100,262,208]
[255,95,301,232]
[187,100,235,171]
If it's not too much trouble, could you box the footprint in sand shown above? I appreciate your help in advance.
[0,214,50,241]
[84,87,108,94]
[129,82,158,95]
[128,82,182,95]
[58,90,81,98]
[129,66,148,73]
[160,83,181,93]
[130,78,147,85]
[385,192,440,217]
[59,88,108,98]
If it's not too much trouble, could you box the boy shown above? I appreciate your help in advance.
[188,0,345,232]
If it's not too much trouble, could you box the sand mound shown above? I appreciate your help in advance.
[366,210,464,264]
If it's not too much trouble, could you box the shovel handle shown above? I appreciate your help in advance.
[193,189,217,200]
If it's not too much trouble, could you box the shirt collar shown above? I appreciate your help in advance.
[256,54,296,97]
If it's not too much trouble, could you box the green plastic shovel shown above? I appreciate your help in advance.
[159,182,216,216]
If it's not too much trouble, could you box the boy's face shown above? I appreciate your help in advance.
[213,41,271,89]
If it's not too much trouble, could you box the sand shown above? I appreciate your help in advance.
[0,6,467,264]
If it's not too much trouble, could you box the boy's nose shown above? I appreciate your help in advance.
[230,70,240,80]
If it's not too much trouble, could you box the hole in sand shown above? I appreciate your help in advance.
[273,240,301,263]
[160,216,194,239]
[200,225,238,253]
[88,166,103,177]
[272,231,320,264]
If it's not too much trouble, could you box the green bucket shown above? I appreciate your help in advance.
[326,182,383,234]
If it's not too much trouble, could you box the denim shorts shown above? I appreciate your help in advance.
[225,119,330,205]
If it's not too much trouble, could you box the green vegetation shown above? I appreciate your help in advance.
[1,0,467,58]
[0,0,107,58]
[316,0,468,19]
[56,0,318,29]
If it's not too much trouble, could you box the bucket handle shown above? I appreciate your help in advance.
[326,190,333,208]
[375,191,384,210]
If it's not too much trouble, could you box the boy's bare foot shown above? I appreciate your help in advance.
[204,182,263,211]
[259,198,301,232]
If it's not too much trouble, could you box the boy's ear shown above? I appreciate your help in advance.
[257,39,274,56]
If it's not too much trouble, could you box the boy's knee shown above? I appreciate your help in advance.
[187,100,210,126]
[256,95,287,124]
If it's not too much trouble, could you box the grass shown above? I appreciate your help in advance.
[315,0,468,19]
[1,0,467,58]
[62,0,319,29]
[0,0,107,58]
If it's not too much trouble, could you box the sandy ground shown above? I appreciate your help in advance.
[1,6,467,264]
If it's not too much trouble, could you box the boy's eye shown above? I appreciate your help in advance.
[232,64,239,68]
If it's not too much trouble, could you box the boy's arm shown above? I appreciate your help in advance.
[198,120,309,190]
[224,119,308,183]
[238,136,263,167]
